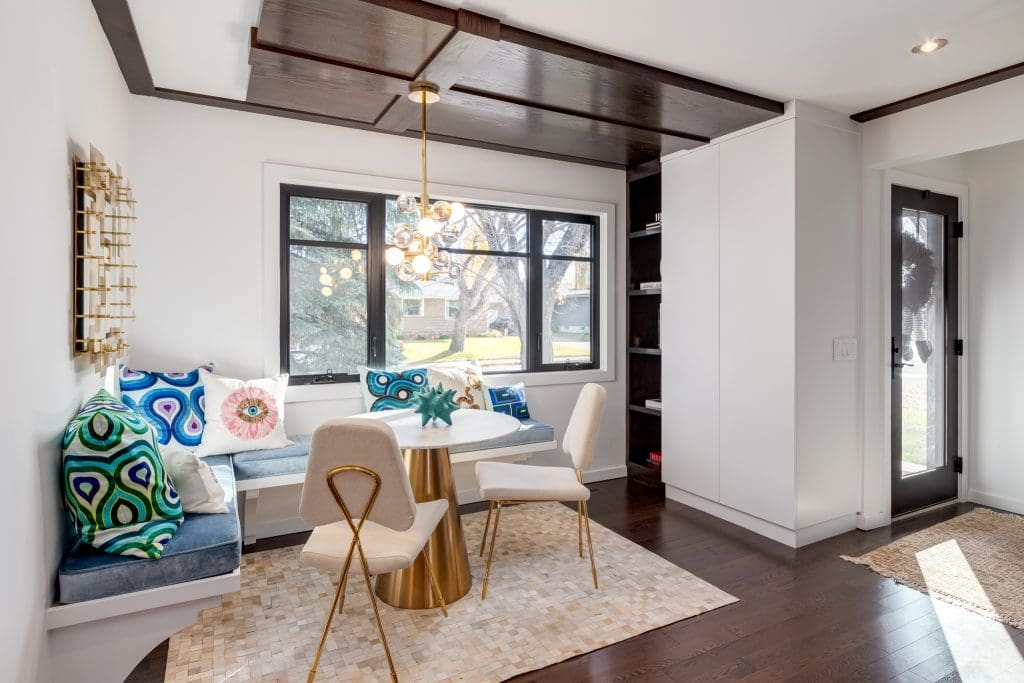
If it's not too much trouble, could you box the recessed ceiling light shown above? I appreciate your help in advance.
[912,38,948,54]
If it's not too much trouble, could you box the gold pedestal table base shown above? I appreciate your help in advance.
[374,446,472,608]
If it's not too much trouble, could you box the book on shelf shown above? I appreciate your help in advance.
[638,281,661,290]
[644,398,662,411]
[645,221,661,230]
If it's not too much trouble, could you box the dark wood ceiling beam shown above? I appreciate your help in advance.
[851,61,1024,122]
[248,27,410,93]
[499,25,784,115]
[450,85,710,144]
[154,86,623,169]
[374,9,501,132]
[91,0,153,94]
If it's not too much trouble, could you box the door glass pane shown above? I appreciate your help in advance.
[289,197,368,243]
[386,254,527,372]
[542,260,592,364]
[288,245,367,375]
[900,209,945,477]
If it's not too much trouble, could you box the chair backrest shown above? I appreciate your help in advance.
[562,383,607,471]
[299,418,417,531]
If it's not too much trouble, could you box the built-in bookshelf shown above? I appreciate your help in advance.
[626,163,662,483]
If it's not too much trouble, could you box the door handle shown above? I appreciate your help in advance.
[893,362,915,368]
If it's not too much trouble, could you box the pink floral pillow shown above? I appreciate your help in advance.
[194,370,290,457]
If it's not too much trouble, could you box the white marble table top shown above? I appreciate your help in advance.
[357,408,521,450]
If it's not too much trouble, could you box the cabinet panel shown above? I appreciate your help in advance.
[718,120,796,528]
[661,145,719,500]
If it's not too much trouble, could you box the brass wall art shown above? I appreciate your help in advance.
[73,146,136,365]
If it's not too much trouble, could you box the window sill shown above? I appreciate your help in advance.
[284,366,614,404]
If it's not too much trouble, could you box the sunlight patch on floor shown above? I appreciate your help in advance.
[916,539,1024,681]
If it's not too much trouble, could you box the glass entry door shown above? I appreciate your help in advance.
[891,185,960,516]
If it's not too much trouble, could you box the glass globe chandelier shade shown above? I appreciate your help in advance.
[388,81,467,282]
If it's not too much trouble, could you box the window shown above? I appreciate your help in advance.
[402,298,424,317]
[281,185,598,383]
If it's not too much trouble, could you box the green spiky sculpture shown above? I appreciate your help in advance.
[412,383,459,426]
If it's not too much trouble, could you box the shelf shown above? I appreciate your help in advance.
[629,226,662,239]
[629,404,662,417]
[628,288,661,296]
[628,347,661,356]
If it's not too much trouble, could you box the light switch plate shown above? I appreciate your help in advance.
[833,337,858,361]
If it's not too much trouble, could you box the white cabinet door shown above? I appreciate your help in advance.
[718,120,797,528]
[661,145,720,500]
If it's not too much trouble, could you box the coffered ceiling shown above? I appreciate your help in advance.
[109,1,1024,167]
[108,0,784,168]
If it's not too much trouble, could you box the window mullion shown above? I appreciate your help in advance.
[367,195,387,368]
[527,211,543,372]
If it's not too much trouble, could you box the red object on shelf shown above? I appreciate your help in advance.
[648,450,662,467]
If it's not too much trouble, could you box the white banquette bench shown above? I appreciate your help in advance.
[45,409,556,683]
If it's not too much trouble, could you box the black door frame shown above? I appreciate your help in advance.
[890,184,961,517]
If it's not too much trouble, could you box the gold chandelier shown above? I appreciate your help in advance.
[384,81,467,281]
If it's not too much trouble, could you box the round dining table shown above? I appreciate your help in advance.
[363,408,521,609]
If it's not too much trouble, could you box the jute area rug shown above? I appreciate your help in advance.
[165,503,737,681]
[842,507,1024,629]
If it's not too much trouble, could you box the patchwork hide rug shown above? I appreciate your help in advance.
[165,502,738,681]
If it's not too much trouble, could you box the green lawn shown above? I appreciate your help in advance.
[399,335,588,365]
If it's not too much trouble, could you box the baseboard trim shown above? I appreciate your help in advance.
[968,489,1024,516]
[857,510,890,531]
[665,486,856,548]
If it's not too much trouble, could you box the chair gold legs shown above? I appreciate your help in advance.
[577,501,584,558]
[582,500,598,589]
[481,502,503,600]
[478,498,599,600]
[479,501,494,557]
[421,547,448,618]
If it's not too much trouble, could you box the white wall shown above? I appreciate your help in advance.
[126,97,627,529]
[962,140,1024,514]
[858,76,1024,527]
[0,2,132,680]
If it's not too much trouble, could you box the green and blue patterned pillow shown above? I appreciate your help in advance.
[62,389,183,559]
[358,366,429,412]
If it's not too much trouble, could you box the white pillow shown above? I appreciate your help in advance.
[195,370,290,456]
[427,362,486,410]
[161,444,228,514]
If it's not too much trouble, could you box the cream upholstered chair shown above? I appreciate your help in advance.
[474,383,607,599]
[298,418,448,683]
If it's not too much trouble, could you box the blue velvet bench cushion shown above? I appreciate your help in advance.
[231,435,313,481]
[449,418,555,454]
[58,456,241,604]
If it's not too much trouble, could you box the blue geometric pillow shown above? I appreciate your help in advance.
[358,366,428,412]
[63,389,183,558]
[119,364,213,449]
[484,382,531,420]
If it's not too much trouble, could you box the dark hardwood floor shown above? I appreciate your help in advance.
[128,476,1023,682]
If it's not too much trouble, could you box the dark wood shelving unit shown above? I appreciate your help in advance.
[626,164,663,485]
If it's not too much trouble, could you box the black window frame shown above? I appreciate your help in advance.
[281,184,599,385]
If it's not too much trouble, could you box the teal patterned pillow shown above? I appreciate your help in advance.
[358,366,429,412]
[62,389,183,559]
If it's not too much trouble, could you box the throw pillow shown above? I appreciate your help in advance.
[484,382,532,420]
[358,366,429,412]
[427,362,486,410]
[119,363,214,450]
[161,443,228,514]
[62,389,183,559]
[195,370,290,456]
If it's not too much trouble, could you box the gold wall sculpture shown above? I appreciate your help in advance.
[73,146,136,366]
